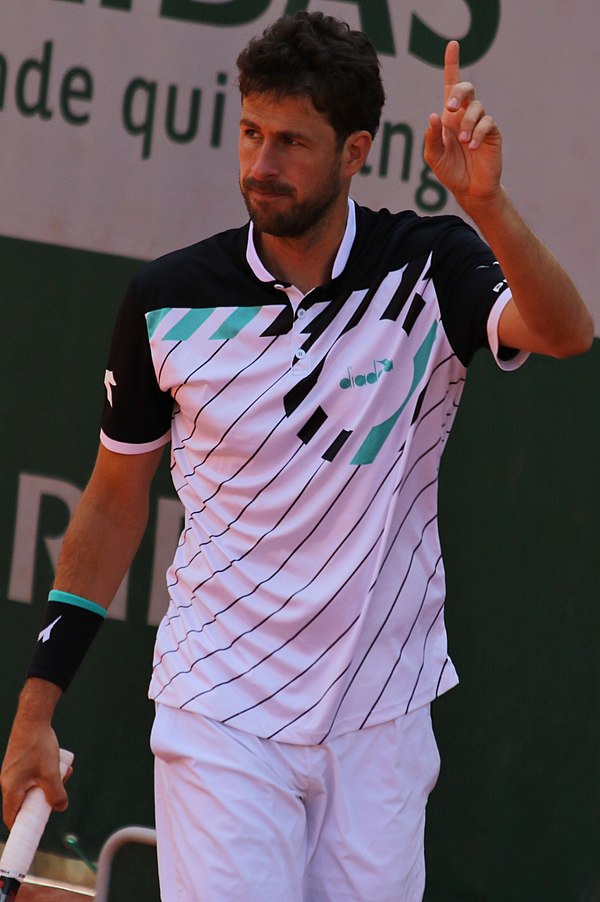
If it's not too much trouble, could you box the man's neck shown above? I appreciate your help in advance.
[255,199,349,295]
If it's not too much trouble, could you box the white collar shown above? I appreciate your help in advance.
[246,198,357,286]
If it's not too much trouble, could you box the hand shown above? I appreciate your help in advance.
[1,690,69,829]
[424,40,502,206]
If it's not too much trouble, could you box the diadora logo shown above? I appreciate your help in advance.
[340,358,393,389]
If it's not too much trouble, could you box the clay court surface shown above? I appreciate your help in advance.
[17,887,91,901]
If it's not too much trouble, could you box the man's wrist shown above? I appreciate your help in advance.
[17,678,63,723]
[26,594,106,692]
[455,184,510,225]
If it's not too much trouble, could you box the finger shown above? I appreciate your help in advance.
[3,787,26,830]
[3,775,68,831]
[1,767,38,830]
[446,81,475,113]
[423,113,445,169]
[467,114,500,150]
[456,99,486,142]
[39,769,69,812]
[444,40,461,103]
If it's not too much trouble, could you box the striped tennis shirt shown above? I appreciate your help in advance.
[100,200,526,744]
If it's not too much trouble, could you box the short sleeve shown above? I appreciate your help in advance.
[486,291,529,371]
[431,222,527,369]
[100,281,173,454]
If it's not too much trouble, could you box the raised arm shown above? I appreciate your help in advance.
[1,443,163,828]
[424,41,594,358]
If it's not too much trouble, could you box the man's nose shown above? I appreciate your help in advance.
[250,140,279,180]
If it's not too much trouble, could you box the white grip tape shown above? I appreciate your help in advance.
[0,749,73,881]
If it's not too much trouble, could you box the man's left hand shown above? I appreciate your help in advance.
[424,41,502,207]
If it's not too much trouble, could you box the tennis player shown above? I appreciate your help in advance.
[1,11,593,901]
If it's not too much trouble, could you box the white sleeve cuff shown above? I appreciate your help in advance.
[486,290,530,371]
[100,429,171,455]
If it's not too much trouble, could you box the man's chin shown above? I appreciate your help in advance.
[244,192,335,239]
[248,211,301,239]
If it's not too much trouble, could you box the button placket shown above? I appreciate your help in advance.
[292,300,309,370]
[272,282,309,373]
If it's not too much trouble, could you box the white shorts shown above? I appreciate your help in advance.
[151,703,440,902]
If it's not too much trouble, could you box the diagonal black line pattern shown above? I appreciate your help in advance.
[381,255,429,321]
[317,500,439,743]
[157,339,182,384]
[402,590,446,714]
[260,305,293,337]
[360,552,443,728]
[154,445,404,677]
[297,406,328,444]
[402,293,426,335]
[165,440,303,598]
[172,335,280,453]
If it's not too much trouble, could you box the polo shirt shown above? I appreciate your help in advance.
[100,200,526,744]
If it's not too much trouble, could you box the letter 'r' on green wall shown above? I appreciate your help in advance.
[160,0,271,25]
[409,0,501,66]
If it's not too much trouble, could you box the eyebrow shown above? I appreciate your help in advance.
[239,117,310,142]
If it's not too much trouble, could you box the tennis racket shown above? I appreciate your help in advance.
[0,748,74,901]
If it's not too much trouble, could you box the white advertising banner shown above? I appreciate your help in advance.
[1,0,598,329]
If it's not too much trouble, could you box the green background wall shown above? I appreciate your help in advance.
[1,234,598,900]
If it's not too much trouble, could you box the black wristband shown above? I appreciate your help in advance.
[26,592,107,691]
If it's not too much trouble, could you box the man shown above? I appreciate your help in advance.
[1,11,592,902]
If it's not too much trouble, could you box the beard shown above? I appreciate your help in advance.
[240,162,343,239]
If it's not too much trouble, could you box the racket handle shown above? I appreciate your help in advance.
[0,749,73,882]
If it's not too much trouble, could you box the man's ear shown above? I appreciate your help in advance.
[343,130,373,176]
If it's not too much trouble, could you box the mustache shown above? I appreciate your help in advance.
[242,177,294,196]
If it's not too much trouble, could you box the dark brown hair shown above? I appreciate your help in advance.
[237,11,385,141]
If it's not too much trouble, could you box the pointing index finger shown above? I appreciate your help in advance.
[444,40,461,104]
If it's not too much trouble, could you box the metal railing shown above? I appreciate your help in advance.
[94,827,157,902]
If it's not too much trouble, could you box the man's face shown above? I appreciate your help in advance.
[239,92,345,238]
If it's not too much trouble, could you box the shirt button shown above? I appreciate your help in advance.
[296,348,306,359]
[297,308,306,319]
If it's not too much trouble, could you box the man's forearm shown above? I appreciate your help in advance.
[52,444,162,607]
[460,187,594,357]
[53,481,149,607]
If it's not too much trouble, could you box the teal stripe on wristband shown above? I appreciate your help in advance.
[48,589,108,619]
